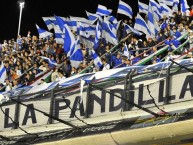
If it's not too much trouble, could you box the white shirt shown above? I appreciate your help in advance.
[102,63,110,71]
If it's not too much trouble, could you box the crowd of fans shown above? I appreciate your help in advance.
[0,11,193,92]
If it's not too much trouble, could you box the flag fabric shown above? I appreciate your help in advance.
[117,0,133,19]
[91,49,103,69]
[96,4,112,16]
[101,17,118,45]
[36,24,53,39]
[86,11,101,21]
[55,15,66,32]
[147,2,160,37]
[123,22,143,36]
[42,17,56,30]
[70,38,84,68]
[173,0,179,12]
[70,16,96,25]
[134,13,151,38]
[77,22,96,38]
[0,62,6,83]
[40,56,58,66]
[180,0,190,15]
[150,0,162,21]
[63,24,76,57]
[160,2,174,17]
[53,25,64,44]
[138,1,148,14]
[79,36,95,49]
[158,0,173,6]
[123,43,130,59]
[94,20,101,49]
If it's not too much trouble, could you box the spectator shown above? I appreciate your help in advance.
[101,58,110,71]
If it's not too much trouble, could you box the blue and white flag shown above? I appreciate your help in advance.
[42,17,56,30]
[134,13,151,38]
[160,2,173,17]
[123,22,143,36]
[158,0,173,6]
[96,4,112,16]
[94,20,101,49]
[117,0,133,19]
[86,11,101,21]
[138,1,148,14]
[40,56,58,66]
[53,25,64,44]
[123,43,130,59]
[55,15,67,32]
[101,17,118,45]
[150,0,162,21]
[173,0,179,12]
[63,24,76,57]
[147,2,160,37]
[91,49,103,69]
[70,38,84,68]
[77,22,96,38]
[180,0,190,14]
[79,36,95,49]
[70,16,96,25]
[36,24,53,39]
[0,62,6,83]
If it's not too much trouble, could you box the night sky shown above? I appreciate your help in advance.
[0,0,193,42]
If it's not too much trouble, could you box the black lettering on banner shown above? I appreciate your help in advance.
[4,108,14,128]
[22,104,37,125]
[179,75,193,99]
[138,84,153,106]
[109,89,124,112]
[54,99,70,118]
[70,96,85,118]
[88,90,106,115]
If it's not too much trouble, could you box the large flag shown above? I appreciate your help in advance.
[36,24,53,39]
[96,4,112,16]
[158,0,173,6]
[77,22,96,38]
[63,24,76,57]
[86,11,101,21]
[138,1,148,14]
[150,0,162,21]
[91,49,103,69]
[180,0,190,15]
[53,25,64,44]
[101,17,118,45]
[117,0,133,19]
[123,22,143,36]
[147,2,160,37]
[42,17,56,30]
[70,38,84,68]
[160,2,174,17]
[134,13,151,38]
[173,0,179,12]
[123,43,130,59]
[94,20,101,49]
[70,16,96,25]
[0,62,6,83]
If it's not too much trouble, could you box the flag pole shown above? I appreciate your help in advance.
[116,0,121,20]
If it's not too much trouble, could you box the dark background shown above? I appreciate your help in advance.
[0,0,192,43]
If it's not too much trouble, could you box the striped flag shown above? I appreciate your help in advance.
[0,62,6,83]
[123,43,130,59]
[91,49,103,69]
[36,24,53,39]
[134,13,151,38]
[138,1,148,14]
[96,4,112,16]
[117,0,133,19]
